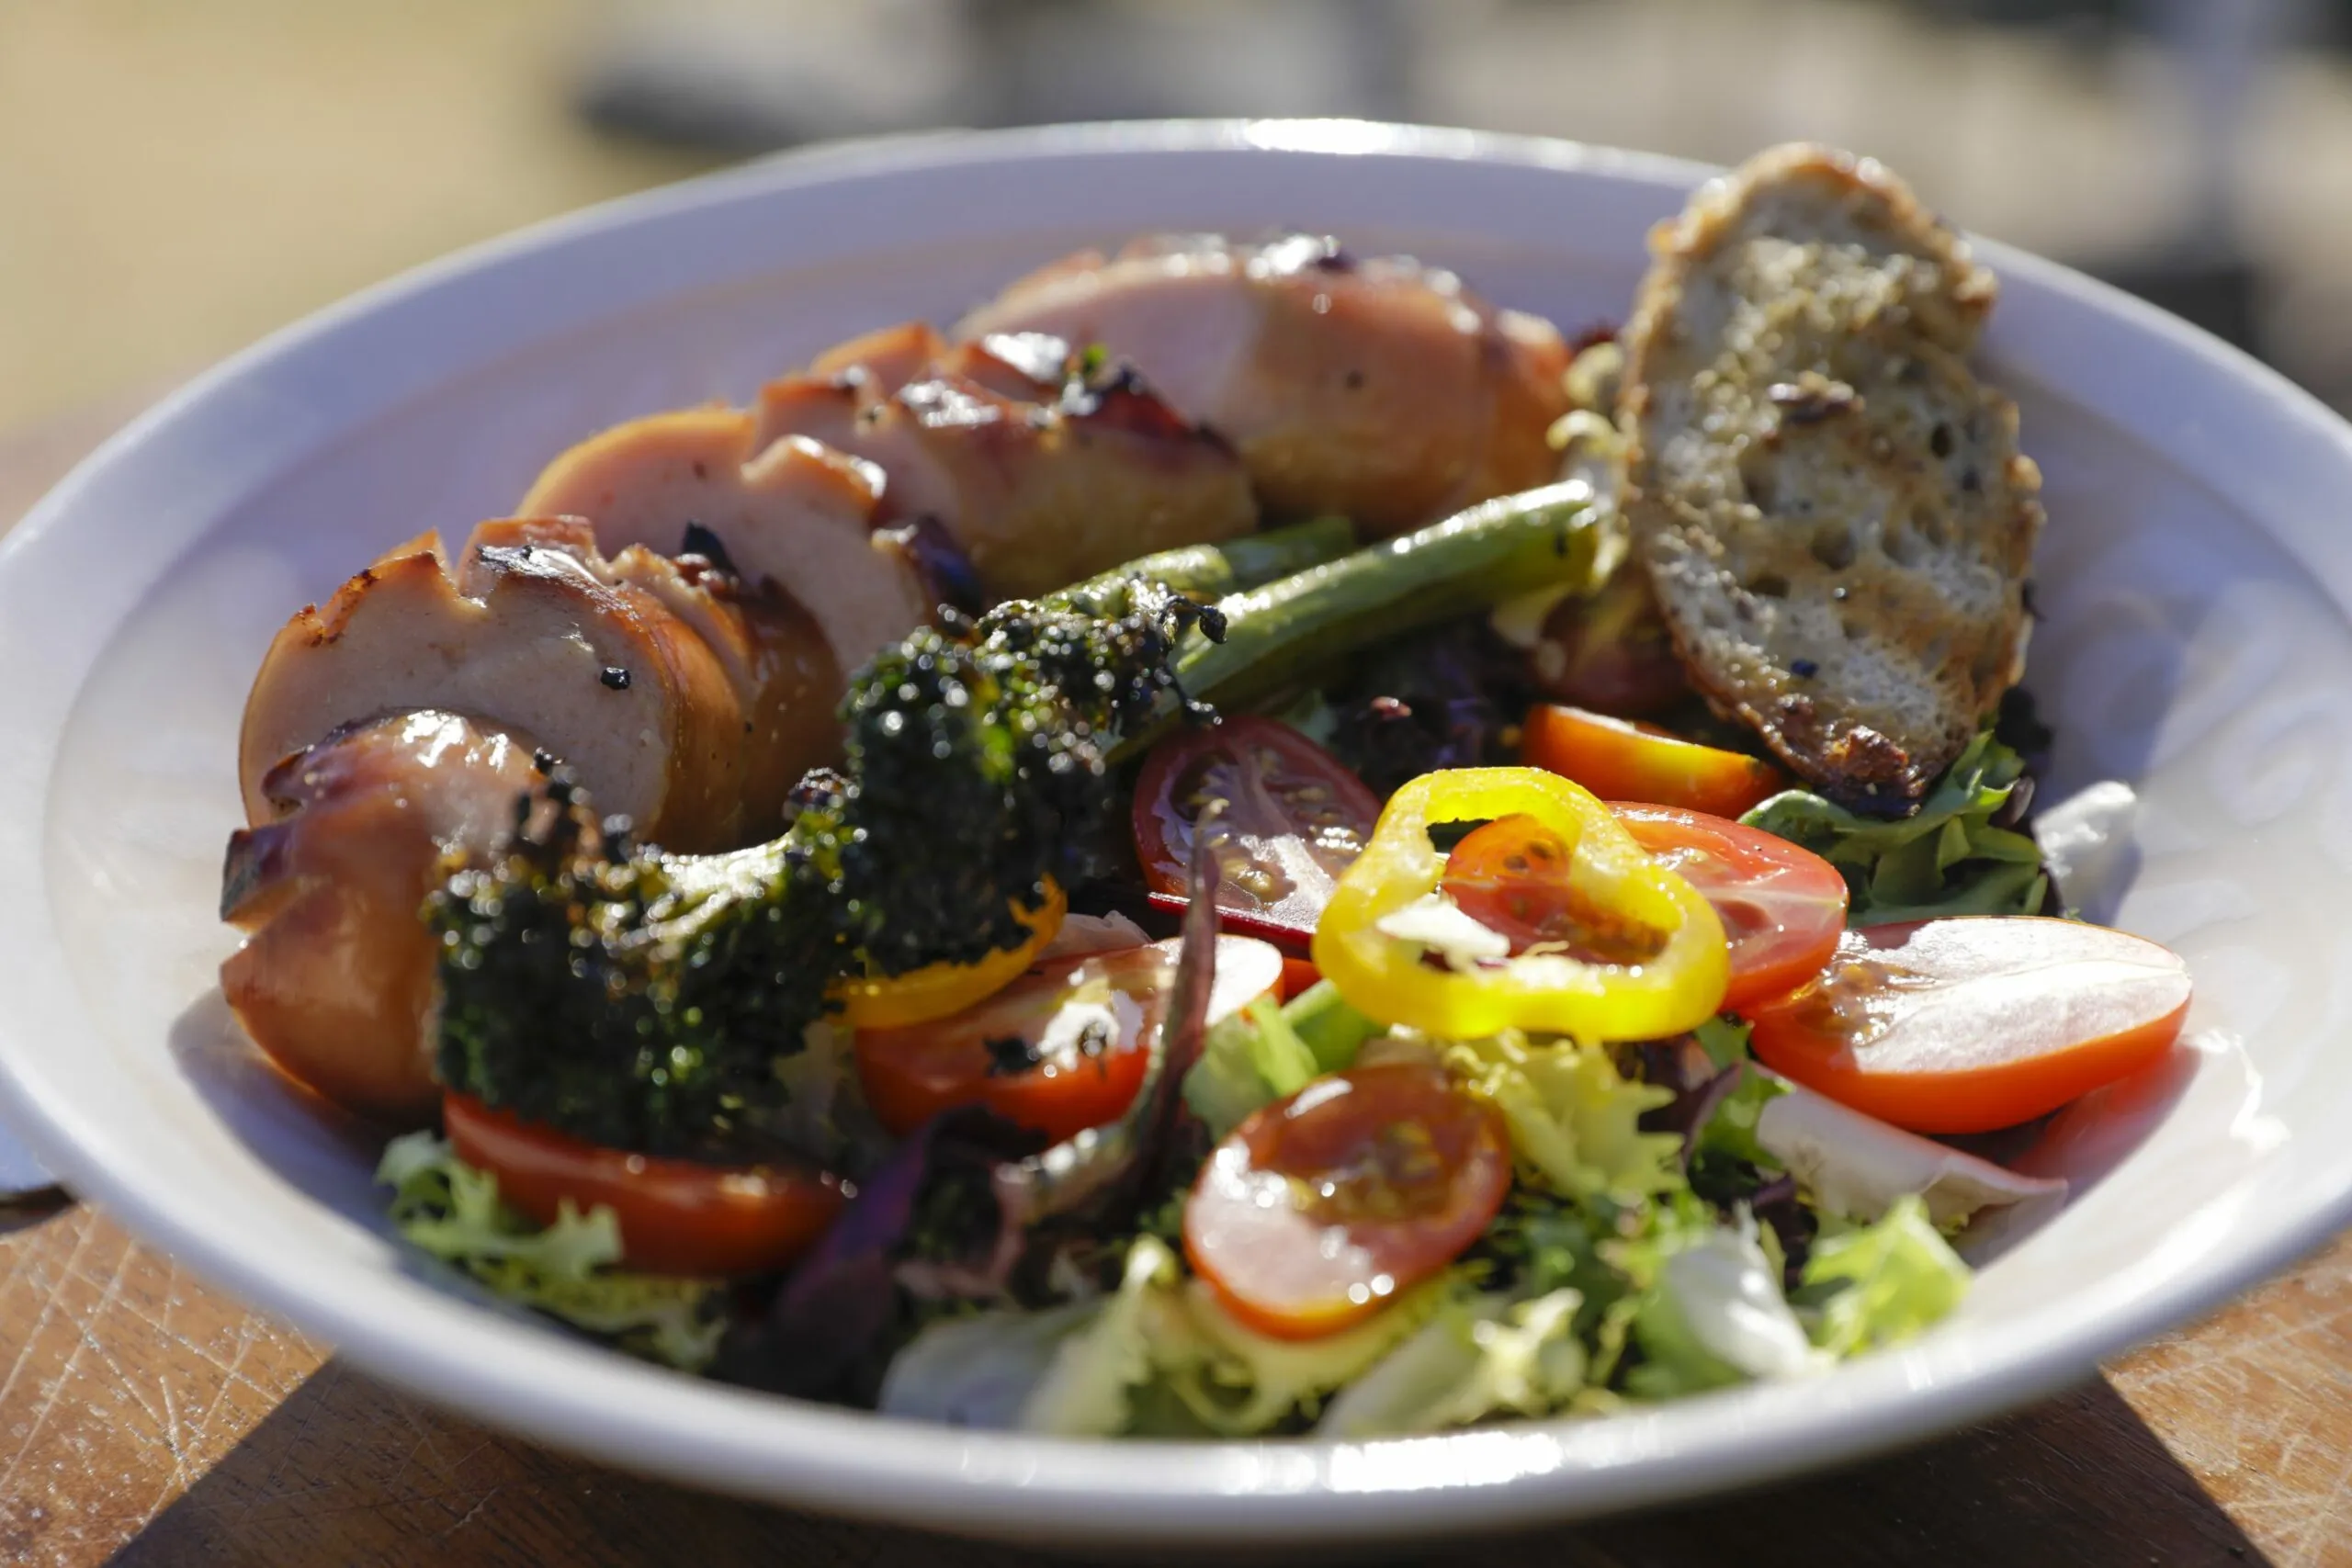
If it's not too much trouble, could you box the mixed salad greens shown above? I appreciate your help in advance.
[378,467,2188,1438]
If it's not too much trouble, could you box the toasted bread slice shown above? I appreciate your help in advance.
[1621,143,2042,810]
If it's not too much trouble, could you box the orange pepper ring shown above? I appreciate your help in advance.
[831,881,1068,1030]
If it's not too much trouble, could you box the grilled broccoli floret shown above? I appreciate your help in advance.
[821,582,1215,976]
[428,492,1600,1157]
[431,773,834,1156]
[428,542,1284,1156]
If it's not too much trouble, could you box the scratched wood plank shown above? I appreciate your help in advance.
[3,400,2347,1568]
[2109,1248,2352,1565]
[0,1201,2332,1568]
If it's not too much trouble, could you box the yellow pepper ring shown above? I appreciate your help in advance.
[1312,768,1727,1042]
[831,882,1069,1031]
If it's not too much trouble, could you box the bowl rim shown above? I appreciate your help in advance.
[5,118,2351,1546]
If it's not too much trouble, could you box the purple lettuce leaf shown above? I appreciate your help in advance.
[718,1106,1040,1401]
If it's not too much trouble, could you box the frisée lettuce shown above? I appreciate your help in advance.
[378,1133,725,1371]
[1800,1195,1972,1358]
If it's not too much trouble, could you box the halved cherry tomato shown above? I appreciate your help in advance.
[1521,704,1785,818]
[1744,917,2193,1134]
[1133,716,1381,937]
[1146,891,1313,957]
[1609,803,1849,1010]
[443,1093,843,1277]
[855,935,1286,1143]
[1442,815,1686,969]
[1184,1062,1511,1340]
[1317,768,1727,1042]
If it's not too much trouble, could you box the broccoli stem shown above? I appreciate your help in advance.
[1115,484,1602,758]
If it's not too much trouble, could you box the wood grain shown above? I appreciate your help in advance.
[0,1201,2334,1568]
[2,399,2345,1568]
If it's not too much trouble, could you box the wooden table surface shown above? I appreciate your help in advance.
[3,400,2348,1568]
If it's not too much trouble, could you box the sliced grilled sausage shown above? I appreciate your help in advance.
[237,528,745,850]
[220,711,545,1124]
[468,515,842,839]
[955,234,1570,535]
[518,407,933,680]
[756,327,1258,602]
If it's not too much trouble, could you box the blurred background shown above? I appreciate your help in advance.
[7,0,2352,447]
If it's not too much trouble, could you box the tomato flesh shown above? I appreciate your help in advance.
[1521,704,1785,819]
[1133,716,1381,936]
[1610,802,1849,1010]
[1183,1063,1511,1340]
[1744,917,2193,1133]
[856,935,1285,1143]
[1441,815,1674,968]
[1277,956,1322,1003]
[443,1093,843,1277]
[1317,768,1728,1043]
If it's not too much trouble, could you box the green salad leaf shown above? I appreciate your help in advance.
[1285,980,1386,1072]
[874,1237,1182,1435]
[1472,1190,1623,1307]
[1622,1213,1823,1399]
[876,1234,1453,1438]
[1740,731,2047,924]
[1801,1194,1971,1357]
[1690,1014,1753,1072]
[1182,980,1380,1139]
[377,1133,724,1371]
[1443,1032,1681,1201]
[875,1298,1101,1429]
[1317,1287,1589,1437]
[1184,997,1319,1140]
[1159,1269,1452,1436]
[1020,1235,1183,1435]
[1698,1070,1787,1170]
[1679,1017,1787,1170]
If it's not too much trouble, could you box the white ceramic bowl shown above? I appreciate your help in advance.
[2,121,2346,1550]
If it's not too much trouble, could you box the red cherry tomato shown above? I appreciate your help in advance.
[1439,814,1685,968]
[1145,891,1314,957]
[1183,1062,1511,1340]
[443,1093,843,1277]
[1744,917,2194,1134]
[1133,716,1382,938]
[855,936,1286,1143]
[1521,704,1785,819]
[1609,802,1849,1010]
[1278,956,1323,1002]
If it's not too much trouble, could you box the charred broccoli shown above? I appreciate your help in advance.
[817,581,1216,976]
[430,774,832,1156]
[430,526,1326,1156]
[429,491,1601,1157]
